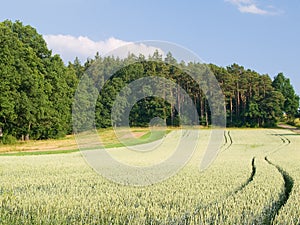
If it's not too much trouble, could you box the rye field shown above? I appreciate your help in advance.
[0,128,299,224]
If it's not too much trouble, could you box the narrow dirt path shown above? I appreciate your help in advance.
[277,123,300,134]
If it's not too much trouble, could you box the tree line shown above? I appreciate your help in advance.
[0,20,78,141]
[0,21,299,142]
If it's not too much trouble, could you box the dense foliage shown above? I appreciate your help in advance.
[0,20,78,140]
[76,54,299,129]
[0,20,299,141]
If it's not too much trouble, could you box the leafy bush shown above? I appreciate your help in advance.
[294,118,300,127]
[2,134,17,145]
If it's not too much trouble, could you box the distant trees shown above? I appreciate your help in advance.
[0,20,299,142]
[272,73,300,120]
[210,64,291,127]
[78,55,298,129]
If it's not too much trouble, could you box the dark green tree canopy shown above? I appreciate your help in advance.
[0,20,77,140]
[272,72,299,119]
[1,20,299,142]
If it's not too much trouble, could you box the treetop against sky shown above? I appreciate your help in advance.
[0,0,299,94]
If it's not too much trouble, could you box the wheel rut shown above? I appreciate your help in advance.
[268,130,291,155]
[220,130,233,152]
[263,157,294,225]
[179,157,256,224]
[179,129,292,224]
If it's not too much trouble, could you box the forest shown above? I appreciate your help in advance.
[0,20,299,141]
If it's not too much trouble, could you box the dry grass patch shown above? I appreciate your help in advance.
[0,127,152,154]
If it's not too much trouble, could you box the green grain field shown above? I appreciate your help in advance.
[0,128,299,224]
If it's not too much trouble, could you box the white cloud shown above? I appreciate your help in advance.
[225,0,281,15]
[43,35,164,63]
[239,4,269,15]
[227,0,252,4]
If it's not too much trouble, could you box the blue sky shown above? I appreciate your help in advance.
[1,0,299,94]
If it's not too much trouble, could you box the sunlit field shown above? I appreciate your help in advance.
[0,127,159,155]
[0,128,299,224]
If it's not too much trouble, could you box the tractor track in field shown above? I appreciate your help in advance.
[260,129,293,224]
[179,131,257,224]
[263,157,294,225]
[267,129,291,155]
[272,131,291,145]
[179,129,292,224]
[220,130,233,153]
[178,157,256,224]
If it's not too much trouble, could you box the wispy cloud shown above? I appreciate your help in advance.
[43,35,163,63]
[225,0,282,15]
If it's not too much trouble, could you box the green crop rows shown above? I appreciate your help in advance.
[0,129,299,224]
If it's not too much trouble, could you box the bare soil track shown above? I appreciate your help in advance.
[277,123,300,134]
